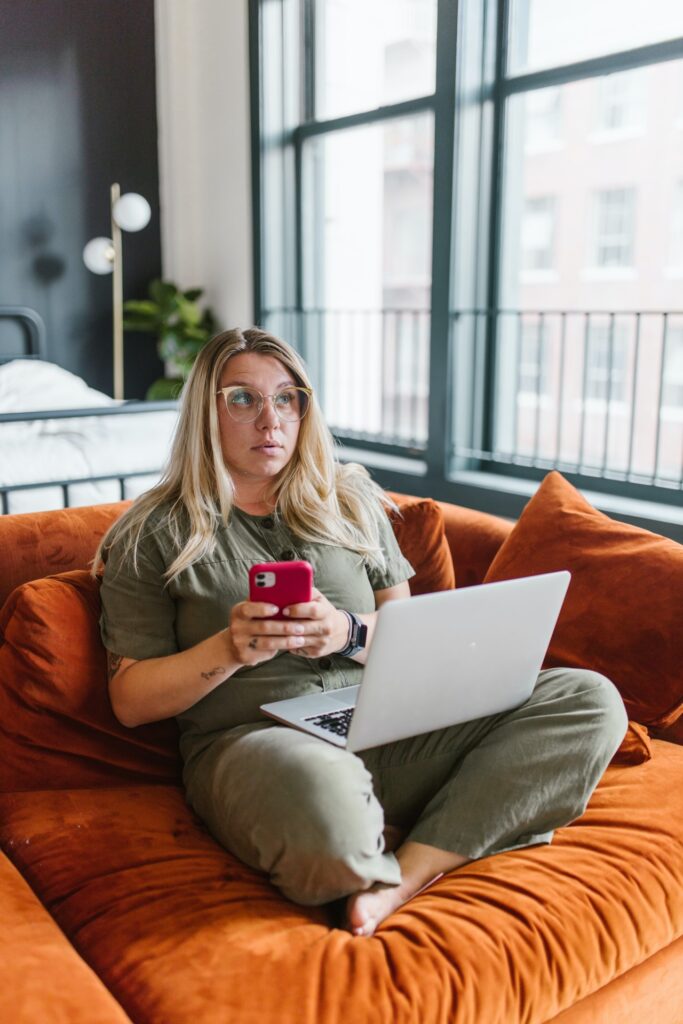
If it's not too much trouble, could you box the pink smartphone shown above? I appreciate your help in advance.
[248,560,314,620]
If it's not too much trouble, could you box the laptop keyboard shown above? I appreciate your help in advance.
[304,707,353,737]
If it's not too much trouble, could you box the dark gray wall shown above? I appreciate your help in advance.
[0,0,163,398]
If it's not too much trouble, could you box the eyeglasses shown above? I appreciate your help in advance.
[216,385,313,423]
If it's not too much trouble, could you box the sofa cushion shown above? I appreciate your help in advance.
[484,472,683,731]
[0,500,132,609]
[387,493,456,593]
[437,501,512,587]
[0,570,181,793]
[0,851,133,1023]
[1,738,681,1024]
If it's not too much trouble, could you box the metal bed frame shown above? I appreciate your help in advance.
[0,306,178,514]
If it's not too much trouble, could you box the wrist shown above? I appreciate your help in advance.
[335,610,353,653]
[336,610,368,658]
[222,626,244,666]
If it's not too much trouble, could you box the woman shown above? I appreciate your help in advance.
[96,327,627,937]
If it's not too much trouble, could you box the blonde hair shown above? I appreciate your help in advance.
[93,327,396,583]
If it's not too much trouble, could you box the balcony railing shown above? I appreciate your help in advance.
[451,310,683,491]
[264,307,430,451]
[262,307,683,493]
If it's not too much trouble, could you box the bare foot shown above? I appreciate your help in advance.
[345,840,468,936]
[346,882,410,937]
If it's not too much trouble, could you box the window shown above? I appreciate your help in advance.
[508,0,683,73]
[591,188,636,268]
[521,197,555,271]
[315,0,437,120]
[255,1,683,522]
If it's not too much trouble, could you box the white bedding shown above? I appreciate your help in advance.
[0,360,178,513]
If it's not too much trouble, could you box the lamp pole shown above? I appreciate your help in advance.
[111,182,124,400]
[83,186,151,401]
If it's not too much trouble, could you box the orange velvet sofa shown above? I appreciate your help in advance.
[1,476,682,1024]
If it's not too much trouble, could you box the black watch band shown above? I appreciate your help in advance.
[337,610,368,658]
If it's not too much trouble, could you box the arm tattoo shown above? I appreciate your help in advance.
[200,666,226,681]
[107,652,124,680]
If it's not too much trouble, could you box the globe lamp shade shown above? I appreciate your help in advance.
[83,236,115,275]
[112,192,151,232]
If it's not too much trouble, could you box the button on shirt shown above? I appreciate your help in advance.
[99,503,414,766]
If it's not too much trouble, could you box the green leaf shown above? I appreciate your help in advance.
[149,279,179,315]
[122,299,160,317]
[145,377,185,401]
[182,325,210,342]
[183,288,203,302]
[176,298,202,327]
[202,309,219,333]
[123,319,159,334]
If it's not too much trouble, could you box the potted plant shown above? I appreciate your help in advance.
[123,279,219,399]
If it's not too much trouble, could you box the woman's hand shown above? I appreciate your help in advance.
[281,588,350,659]
[226,600,309,666]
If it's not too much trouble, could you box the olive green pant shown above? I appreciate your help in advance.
[183,668,627,906]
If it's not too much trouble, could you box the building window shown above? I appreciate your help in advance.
[591,188,636,268]
[585,325,628,403]
[521,197,556,271]
[595,69,645,134]
[519,322,551,396]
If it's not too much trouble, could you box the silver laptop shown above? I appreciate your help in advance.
[260,571,571,752]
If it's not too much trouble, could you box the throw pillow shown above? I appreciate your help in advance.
[610,721,652,766]
[387,494,456,594]
[484,471,683,730]
[0,570,181,793]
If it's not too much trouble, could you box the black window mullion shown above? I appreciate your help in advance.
[249,0,263,321]
[481,0,509,461]
[425,0,460,484]
[298,94,436,139]
[302,0,315,122]
[503,35,683,96]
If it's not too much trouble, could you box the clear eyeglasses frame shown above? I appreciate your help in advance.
[215,384,313,423]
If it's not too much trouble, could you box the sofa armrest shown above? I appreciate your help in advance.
[0,850,132,1022]
[436,502,513,588]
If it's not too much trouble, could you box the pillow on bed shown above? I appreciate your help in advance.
[484,471,683,731]
[0,358,116,414]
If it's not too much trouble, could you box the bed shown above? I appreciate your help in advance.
[0,306,178,514]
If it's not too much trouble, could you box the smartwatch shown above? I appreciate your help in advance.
[337,610,368,658]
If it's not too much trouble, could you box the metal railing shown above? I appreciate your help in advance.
[264,306,683,494]
[0,402,179,514]
[263,307,430,451]
[451,310,683,490]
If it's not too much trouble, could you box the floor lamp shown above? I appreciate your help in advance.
[83,184,151,400]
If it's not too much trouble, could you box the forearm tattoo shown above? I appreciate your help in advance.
[200,666,225,681]
[107,652,124,680]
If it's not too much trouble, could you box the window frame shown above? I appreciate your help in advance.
[249,0,683,541]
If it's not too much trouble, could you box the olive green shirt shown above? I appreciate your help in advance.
[99,504,414,765]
